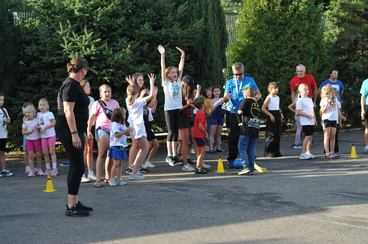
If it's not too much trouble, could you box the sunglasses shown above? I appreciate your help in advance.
[233,73,243,76]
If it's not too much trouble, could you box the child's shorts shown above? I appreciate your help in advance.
[109,146,128,160]
[41,136,56,149]
[26,139,42,152]
[194,137,206,147]
[302,125,314,136]
[323,120,337,128]
[130,123,147,139]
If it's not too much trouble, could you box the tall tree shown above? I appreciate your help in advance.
[227,0,328,119]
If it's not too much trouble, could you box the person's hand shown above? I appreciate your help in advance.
[281,113,284,121]
[87,131,93,139]
[176,47,185,58]
[140,89,147,98]
[361,110,365,120]
[127,127,134,133]
[125,75,133,85]
[224,93,232,101]
[157,45,165,55]
[40,126,46,133]
[204,132,209,141]
[72,133,81,149]
[148,73,156,86]
[270,115,275,123]
[187,98,193,105]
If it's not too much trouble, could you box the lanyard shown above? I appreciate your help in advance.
[234,78,243,98]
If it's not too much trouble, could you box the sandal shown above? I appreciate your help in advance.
[94,181,103,188]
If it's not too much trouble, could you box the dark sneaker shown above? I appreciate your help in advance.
[187,158,195,165]
[166,156,175,167]
[76,201,93,212]
[173,156,181,164]
[65,205,89,217]
[195,168,208,174]
[139,166,150,173]
[248,170,255,175]
[1,169,14,177]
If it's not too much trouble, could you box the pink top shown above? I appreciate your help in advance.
[90,99,120,131]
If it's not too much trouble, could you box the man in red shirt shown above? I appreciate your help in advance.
[290,64,318,106]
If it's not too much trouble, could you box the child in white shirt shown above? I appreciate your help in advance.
[296,84,317,160]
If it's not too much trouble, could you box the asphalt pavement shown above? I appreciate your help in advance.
[0,129,367,244]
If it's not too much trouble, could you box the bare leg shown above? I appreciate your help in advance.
[132,137,149,173]
[180,128,189,164]
[147,139,159,162]
[95,136,109,182]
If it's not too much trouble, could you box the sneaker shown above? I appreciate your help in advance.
[140,164,150,173]
[293,144,303,149]
[65,205,89,217]
[108,178,117,186]
[2,169,14,177]
[51,168,58,176]
[144,161,155,168]
[81,175,91,183]
[125,165,133,174]
[76,201,93,211]
[45,168,51,175]
[182,164,195,172]
[173,156,181,164]
[205,146,210,152]
[187,158,195,165]
[238,167,250,175]
[25,166,30,174]
[118,178,127,186]
[195,167,208,174]
[94,181,103,188]
[87,172,96,181]
[37,169,45,176]
[28,169,36,177]
[299,153,312,160]
[166,156,175,167]
[190,148,195,154]
[216,147,224,152]
[203,163,211,169]
[305,152,317,159]
[129,172,145,180]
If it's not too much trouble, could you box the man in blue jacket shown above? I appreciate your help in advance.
[224,62,262,166]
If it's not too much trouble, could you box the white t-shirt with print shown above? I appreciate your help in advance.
[162,79,183,111]
[22,118,40,140]
[0,107,9,139]
[320,97,341,121]
[37,111,56,138]
[296,96,315,126]
[110,122,128,147]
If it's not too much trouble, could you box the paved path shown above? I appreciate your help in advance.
[1,129,367,244]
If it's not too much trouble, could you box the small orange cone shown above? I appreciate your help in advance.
[350,145,358,159]
[216,157,225,174]
[43,174,57,193]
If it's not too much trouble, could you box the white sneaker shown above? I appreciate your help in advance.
[144,161,155,168]
[190,148,195,154]
[118,179,127,186]
[88,172,96,181]
[25,166,30,174]
[182,164,195,172]
[37,169,45,176]
[81,175,91,183]
[129,172,145,180]
[203,163,211,169]
[305,152,317,159]
[109,178,117,186]
[299,153,312,160]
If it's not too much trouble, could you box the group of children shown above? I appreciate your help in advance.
[21,99,58,177]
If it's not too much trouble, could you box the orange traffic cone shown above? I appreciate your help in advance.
[43,174,57,193]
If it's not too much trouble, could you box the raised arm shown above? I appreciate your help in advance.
[195,84,201,99]
[145,73,156,102]
[157,45,166,85]
[176,47,185,81]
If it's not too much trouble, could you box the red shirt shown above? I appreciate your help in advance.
[290,73,317,97]
[192,110,207,139]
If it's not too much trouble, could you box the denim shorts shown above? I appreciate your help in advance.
[95,127,110,140]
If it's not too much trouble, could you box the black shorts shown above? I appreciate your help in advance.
[179,113,191,129]
[194,137,206,147]
[323,120,337,128]
[302,125,314,136]
[144,122,156,141]
[0,138,7,151]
